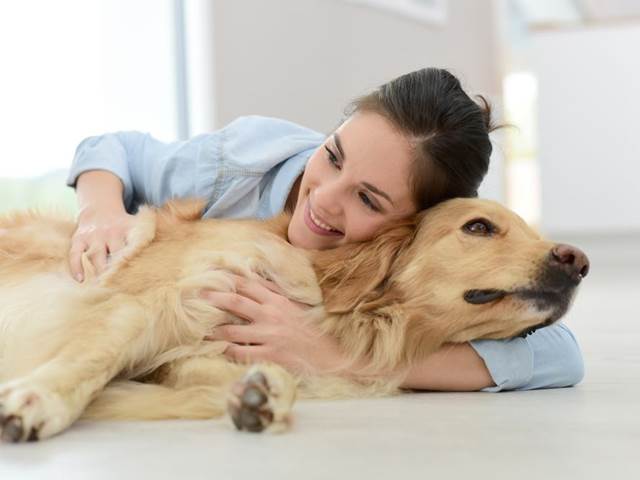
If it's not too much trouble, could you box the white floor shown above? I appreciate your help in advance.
[1,235,639,480]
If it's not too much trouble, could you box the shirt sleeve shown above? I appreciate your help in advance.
[66,116,324,216]
[469,322,585,392]
[66,131,214,213]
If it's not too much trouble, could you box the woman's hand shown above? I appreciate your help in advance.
[202,274,349,376]
[69,206,136,282]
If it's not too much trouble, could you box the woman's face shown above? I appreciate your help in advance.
[288,112,417,250]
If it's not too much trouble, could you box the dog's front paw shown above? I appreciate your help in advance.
[227,365,296,433]
[0,380,70,443]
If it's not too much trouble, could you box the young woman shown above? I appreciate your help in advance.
[66,68,584,392]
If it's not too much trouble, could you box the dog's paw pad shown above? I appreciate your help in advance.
[0,381,67,443]
[0,415,24,442]
[227,371,274,433]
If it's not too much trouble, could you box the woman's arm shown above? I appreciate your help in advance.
[400,343,495,391]
[205,275,491,391]
[67,130,212,279]
[70,170,134,280]
[76,170,126,216]
[67,130,184,279]
[201,274,585,393]
[469,322,584,392]
[402,324,585,392]
[405,324,585,392]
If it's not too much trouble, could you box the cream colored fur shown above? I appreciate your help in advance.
[0,198,580,441]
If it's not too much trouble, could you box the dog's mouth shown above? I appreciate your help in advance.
[463,289,508,305]
[464,287,574,310]
[463,286,576,338]
[464,261,583,308]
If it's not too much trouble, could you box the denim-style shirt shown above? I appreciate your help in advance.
[66,115,585,392]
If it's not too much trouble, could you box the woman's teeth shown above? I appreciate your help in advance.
[310,208,338,233]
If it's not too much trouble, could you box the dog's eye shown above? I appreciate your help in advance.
[463,219,495,236]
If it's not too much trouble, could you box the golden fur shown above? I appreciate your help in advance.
[0,198,582,441]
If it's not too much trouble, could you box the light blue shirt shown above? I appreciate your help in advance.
[67,115,585,392]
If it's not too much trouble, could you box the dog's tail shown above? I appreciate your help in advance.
[82,380,228,421]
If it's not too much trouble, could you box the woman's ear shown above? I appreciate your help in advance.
[312,217,416,313]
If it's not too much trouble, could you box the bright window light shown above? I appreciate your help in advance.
[503,71,541,227]
[0,0,178,178]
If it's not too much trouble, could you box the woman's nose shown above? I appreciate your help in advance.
[313,181,343,217]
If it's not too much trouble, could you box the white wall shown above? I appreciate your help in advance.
[532,23,640,235]
[192,0,504,201]
[211,0,500,130]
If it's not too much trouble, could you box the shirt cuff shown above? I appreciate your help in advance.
[66,135,134,209]
[469,337,534,392]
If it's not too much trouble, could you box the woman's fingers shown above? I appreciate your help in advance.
[223,344,276,365]
[87,244,109,275]
[106,236,126,257]
[206,324,264,344]
[251,276,284,295]
[70,238,120,282]
[235,277,277,304]
[201,290,262,322]
[69,241,88,282]
[68,210,136,282]
[229,273,311,309]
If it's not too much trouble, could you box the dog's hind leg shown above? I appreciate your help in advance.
[82,356,248,421]
[82,381,229,421]
[158,356,298,432]
[85,358,298,433]
[0,301,155,443]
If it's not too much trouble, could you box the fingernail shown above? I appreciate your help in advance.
[76,273,83,282]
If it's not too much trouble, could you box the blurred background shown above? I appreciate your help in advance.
[1,0,639,244]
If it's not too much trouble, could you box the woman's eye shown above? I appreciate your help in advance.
[325,146,340,169]
[463,219,494,235]
[359,192,379,211]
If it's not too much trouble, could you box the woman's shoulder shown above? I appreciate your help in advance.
[217,115,325,170]
[222,115,325,140]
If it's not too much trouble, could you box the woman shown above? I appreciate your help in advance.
[66,68,584,392]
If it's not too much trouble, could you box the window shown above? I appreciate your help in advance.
[0,0,180,213]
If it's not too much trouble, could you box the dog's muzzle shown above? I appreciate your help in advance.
[463,289,507,305]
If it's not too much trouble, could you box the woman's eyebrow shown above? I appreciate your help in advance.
[333,133,394,207]
[362,182,394,206]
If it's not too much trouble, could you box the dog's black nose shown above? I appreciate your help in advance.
[551,244,590,279]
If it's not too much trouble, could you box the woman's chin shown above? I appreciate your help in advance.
[288,230,318,249]
[287,223,336,250]
[287,222,307,249]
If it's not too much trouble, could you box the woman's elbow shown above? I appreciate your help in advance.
[563,337,585,386]
[539,324,586,389]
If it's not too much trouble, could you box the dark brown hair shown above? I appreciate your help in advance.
[346,68,496,210]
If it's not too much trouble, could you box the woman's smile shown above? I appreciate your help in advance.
[304,200,343,237]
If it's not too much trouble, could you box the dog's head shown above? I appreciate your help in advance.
[398,198,589,343]
[316,198,589,364]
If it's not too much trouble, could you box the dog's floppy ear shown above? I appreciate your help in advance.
[313,217,417,314]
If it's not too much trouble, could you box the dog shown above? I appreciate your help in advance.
[0,198,589,441]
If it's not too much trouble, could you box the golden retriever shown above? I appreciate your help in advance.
[0,198,589,442]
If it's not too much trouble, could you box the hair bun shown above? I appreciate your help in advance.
[475,95,496,133]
